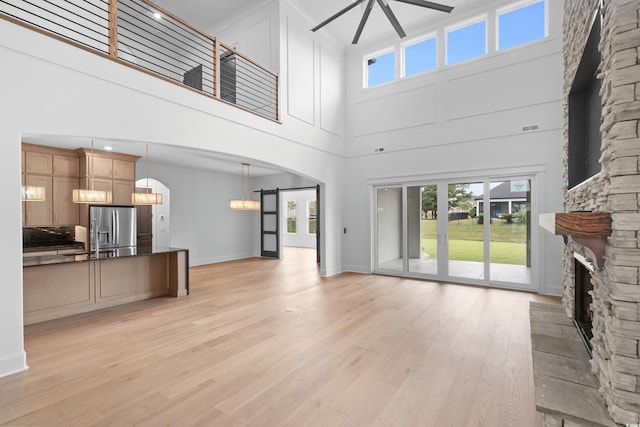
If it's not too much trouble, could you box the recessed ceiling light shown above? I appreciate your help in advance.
[104,146,113,151]
[153,12,162,20]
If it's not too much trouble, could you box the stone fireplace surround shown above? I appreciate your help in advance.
[561,0,640,424]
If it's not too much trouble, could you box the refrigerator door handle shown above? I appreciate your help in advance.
[115,210,119,246]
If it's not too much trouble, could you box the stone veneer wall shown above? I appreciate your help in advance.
[563,0,640,424]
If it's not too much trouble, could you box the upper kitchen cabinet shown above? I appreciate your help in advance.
[53,154,79,177]
[76,148,140,208]
[113,159,135,181]
[53,176,79,225]
[24,150,53,175]
[23,175,53,226]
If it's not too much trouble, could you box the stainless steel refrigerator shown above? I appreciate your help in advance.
[90,206,137,252]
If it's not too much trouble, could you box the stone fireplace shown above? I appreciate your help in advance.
[562,0,640,424]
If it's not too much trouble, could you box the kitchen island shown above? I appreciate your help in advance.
[23,247,189,325]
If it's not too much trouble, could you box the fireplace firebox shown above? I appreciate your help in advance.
[574,257,593,356]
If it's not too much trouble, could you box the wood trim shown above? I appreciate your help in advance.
[108,0,118,58]
[554,212,611,238]
[219,41,278,78]
[22,142,78,157]
[75,147,141,163]
[539,212,612,269]
[214,37,220,98]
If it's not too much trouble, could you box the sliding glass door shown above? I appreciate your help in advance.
[447,181,485,281]
[488,178,532,285]
[407,185,439,276]
[374,175,534,290]
[375,186,403,273]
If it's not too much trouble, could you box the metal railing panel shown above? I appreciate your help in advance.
[220,44,278,121]
[0,0,109,52]
[0,0,279,121]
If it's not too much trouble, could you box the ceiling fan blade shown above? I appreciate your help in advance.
[376,0,406,39]
[394,0,454,13]
[311,0,368,32]
[352,0,376,44]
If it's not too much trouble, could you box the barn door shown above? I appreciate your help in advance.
[261,189,279,258]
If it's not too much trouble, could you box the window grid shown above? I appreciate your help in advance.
[362,0,547,88]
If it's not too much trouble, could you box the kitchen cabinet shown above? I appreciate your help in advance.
[113,159,135,181]
[53,155,79,176]
[21,143,140,227]
[23,175,53,226]
[23,248,189,325]
[53,177,79,225]
[24,151,53,175]
[113,180,134,205]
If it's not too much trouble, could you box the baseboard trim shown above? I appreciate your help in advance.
[0,350,28,378]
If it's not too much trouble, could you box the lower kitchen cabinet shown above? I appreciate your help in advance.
[23,250,189,325]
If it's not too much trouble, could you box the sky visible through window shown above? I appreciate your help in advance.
[447,21,487,65]
[366,1,546,86]
[499,1,545,50]
[405,38,436,77]
[367,51,395,87]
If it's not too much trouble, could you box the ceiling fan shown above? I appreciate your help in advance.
[311,0,454,44]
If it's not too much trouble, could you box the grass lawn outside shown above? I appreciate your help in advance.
[420,218,527,265]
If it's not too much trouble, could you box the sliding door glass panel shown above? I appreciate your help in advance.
[408,185,437,275]
[489,179,532,284]
[376,187,403,272]
[448,182,484,280]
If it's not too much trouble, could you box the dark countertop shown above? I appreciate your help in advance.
[23,243,86,253]
[23,247,188,267]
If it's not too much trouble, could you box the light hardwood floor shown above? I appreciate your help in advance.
[1,247,559,426]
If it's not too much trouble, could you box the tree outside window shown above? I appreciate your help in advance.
[308,200,317,234]
[287,201,297,233]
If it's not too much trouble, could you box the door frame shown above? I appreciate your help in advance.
[369,165,543,292]
[260,185,321,263]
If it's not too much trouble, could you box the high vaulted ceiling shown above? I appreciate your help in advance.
[152,0,470,46]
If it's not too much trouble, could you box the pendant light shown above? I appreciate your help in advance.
[229,163,260,210]
[21,185,45,202]
[73,140,112,204]
[131,143,163,205]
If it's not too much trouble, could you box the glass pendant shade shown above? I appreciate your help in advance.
[132,191,163,205]
[229,199,260,210]
[230,163,260,210]
[21,185,45,202]
[72,189,112,204]
[131,144,163,205]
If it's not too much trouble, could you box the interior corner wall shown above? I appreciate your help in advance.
[0,128,27,378]
[340,0,566,294]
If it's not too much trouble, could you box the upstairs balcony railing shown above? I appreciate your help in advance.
[0,0,279,121]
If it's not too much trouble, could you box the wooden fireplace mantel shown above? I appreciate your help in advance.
[539,212,612,269]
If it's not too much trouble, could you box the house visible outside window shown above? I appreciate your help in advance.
[365,49,395,88]
[446,17,487,65]
[497,0,546,51]
[307,200,317,234]
[402,35,437,78]
[287,201,297,233]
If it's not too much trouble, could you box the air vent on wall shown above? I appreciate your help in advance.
[522,124,540,132]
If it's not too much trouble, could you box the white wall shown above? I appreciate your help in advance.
[137,162,259,265]
[340,0,566,295]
